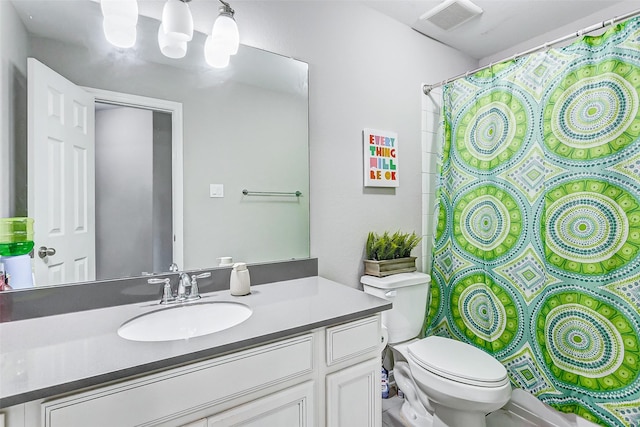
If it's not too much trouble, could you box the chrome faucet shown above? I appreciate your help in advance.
[148,272,211,305]
[178,273,191,299]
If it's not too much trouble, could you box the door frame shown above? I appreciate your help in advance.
[84,87,184,269]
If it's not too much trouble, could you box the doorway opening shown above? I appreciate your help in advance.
[94,103,173,279]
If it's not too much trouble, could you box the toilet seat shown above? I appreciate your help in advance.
[407,336,509,387]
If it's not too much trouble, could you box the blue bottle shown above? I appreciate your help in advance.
[381,367,389,399]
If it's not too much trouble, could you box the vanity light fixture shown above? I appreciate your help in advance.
[100,0,239,69]
[204,0,239,68]
[161,0,194,42]
[211,0,239,55]
[100,0,138,48]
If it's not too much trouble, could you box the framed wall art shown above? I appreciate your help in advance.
[363,128,398,188]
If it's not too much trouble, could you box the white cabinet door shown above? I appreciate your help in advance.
[206,381,315,427]
[326,358,381,427]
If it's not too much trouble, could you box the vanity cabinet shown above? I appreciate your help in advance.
[2,315,382,427]
[323,316,382,427]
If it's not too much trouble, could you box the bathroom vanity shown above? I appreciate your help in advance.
[0,277,390,426]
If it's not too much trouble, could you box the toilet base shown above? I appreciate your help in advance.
[432,403,487,427]
[400,398,434,427]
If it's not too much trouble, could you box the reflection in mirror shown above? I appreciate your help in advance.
[94,103,173,281]
[1,0,310,290]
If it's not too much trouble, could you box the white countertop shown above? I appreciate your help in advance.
[0,276,390,408]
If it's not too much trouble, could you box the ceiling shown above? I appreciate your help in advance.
[13,0,640,64]
[364,0,640,60]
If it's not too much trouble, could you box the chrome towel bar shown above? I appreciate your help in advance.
[242,189,302,197]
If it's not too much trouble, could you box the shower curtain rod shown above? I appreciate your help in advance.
[422,7,640,95]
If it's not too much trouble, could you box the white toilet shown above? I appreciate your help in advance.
[361,272,511,427]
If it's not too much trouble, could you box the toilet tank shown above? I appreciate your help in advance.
[361,272,431,344]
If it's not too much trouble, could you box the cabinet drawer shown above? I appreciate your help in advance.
[206,381,315,426]
[326,316,380,366]
[42,334,314,427]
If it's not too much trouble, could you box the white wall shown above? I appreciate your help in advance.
[232,1,478,287]
[0,1,29,218]
[95,107,154,279]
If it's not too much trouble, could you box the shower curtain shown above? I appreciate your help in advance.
[426,17,640,426]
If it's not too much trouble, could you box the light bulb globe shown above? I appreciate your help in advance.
[101,0,138,27]
[211,14,239,55]
[158,24,187,58]
[162,0,194,42]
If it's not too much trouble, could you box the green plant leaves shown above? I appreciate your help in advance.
[365,230,422,261]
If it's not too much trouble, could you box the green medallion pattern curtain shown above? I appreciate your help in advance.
[426,17,640,426]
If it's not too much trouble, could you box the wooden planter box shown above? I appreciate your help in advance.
[363,257,416,277]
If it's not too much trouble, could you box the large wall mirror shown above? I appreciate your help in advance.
[1,0,309,290]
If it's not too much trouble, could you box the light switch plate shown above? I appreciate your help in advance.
[209,184,224,198]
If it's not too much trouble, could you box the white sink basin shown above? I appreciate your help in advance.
[117,302,252,342]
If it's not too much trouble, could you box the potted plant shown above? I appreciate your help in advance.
[364,230,422,277]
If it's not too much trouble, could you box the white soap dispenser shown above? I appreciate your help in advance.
[230,262,251,296]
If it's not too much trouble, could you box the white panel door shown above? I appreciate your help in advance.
[27,58,95,286]
[326,358,381,427]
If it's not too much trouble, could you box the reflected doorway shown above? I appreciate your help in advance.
[94,103,173,279]
[27,56,184,287]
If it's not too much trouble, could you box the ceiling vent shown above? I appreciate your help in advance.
[420,0,483,31]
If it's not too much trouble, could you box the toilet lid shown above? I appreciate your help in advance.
[407,336,508,387]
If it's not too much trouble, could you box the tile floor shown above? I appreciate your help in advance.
[382,386,406,427]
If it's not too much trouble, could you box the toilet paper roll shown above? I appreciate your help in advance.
[379,325,389,351]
